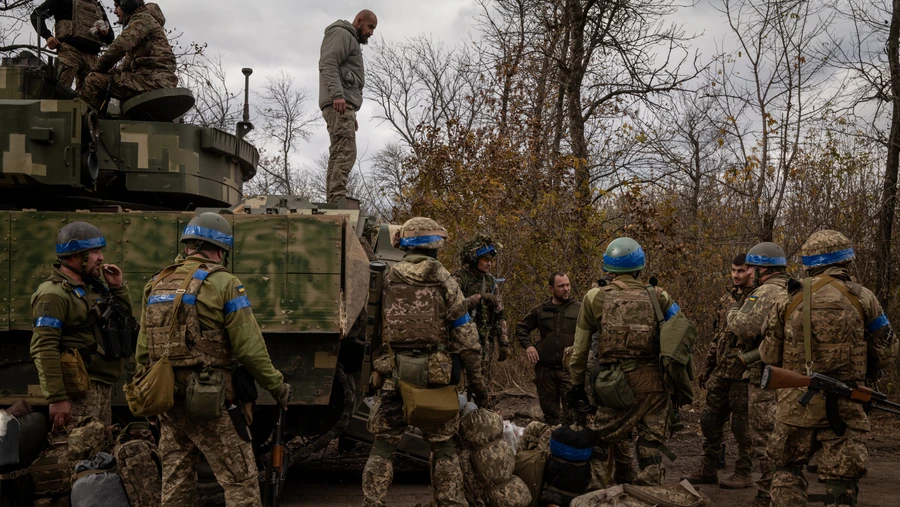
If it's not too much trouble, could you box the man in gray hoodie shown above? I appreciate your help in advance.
[318,10,377,203]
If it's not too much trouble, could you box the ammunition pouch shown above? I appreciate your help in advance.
[396,351,429,388]
[185,369,226,421]
[589,364,635,410]
[397,380,459,429]
[98,309,138,361]
[60,348,91,399]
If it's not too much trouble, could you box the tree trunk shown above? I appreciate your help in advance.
[876,0,900,307]
[565,0,590,207]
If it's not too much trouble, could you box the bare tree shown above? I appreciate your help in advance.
[179,51,243,130]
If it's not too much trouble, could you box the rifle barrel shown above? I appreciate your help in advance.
[872,404,900,416]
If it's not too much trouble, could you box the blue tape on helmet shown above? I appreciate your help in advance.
[475,245,496,258]
[801,248,855,268]
[867,314,890,334]
[603,246,646,270]
[398,235,444,248]
[182,225,234,248]
[550,439,593,461]
[746,254,787,266]
[34,316,63,329]
[451,313,471,329]
[664,302,680,321]
[224,295,251,315]
[56,237,106,255]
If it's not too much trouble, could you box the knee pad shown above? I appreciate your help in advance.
[430,439,457,460]
[824,480,858,506]
[371,438,399,459]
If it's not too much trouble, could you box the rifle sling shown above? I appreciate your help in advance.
[803,278,813,368]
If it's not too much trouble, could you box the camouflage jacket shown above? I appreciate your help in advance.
[452,266,509,347]
[569,274,678,387]
[378,254,485,388]
[96,3,175,77]
[30,264,132,403]
[705,289,750,380]
[761,267,897,431]
[135,254,283,394]
[726,273,791,384]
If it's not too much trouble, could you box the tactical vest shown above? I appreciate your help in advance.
[144,262,232,368]
[783,275,867,380]
[54,0,104,46]
[382,269,449,348]
[598,282,659,360]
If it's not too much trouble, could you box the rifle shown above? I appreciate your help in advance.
[761,365,900,435]
[263,406,287,507]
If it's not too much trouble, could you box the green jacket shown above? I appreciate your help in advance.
[30,264,132,403]
[453,266,509,347]
[135,254,283,393]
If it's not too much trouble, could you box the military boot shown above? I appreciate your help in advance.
[682,458,718,485]
[719,469,754,489]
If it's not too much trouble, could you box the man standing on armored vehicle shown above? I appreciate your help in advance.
[31,0,114,93]
[31,221,131,432]
[725,242,792,507]
[453,235,510,388]
[319,9,377,203]
[760,230,897,507]
[363,217,488,507]
[568,238,687,486]
[81,0,176,111]
[135,213,290,506]
[684,253,754,488]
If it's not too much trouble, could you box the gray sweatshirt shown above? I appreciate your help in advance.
[318,20,365,111]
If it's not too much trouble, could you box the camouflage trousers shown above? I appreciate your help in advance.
[589,439,637,489]
[158,403,260,507]
[363,385,465,507]
[480,337,496,389]
[590,392,671,487]
[49,381,112,444]
[322,105,357,203]
[535,365,573,426]
[699,376,751,473]
[81,68,178,110]
[749,383,776,504]
[767,421,867,506]
[56,43,98,93]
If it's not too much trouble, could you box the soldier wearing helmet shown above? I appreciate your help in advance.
[134,212,289,506]
[567,237,683,486]
[761,230,897,507]
[80,0,177,111]
[363,217,487,507]
[30,221,131,439]
[452,234,510,388]
[725,241,793,506]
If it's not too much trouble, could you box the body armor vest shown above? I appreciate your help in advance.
[54,0,104,46]
[783,276,867,380]
[382,270,449,348]
[598,283,659,360]
[144,262,232,368]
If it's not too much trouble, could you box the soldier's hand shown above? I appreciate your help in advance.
[333,98,347,114]
[470,382,490,408]
[49,400,71,431]
[273,383,291,411]
[497,344,509,362]
[102,263,123,288]
[46,36,60,50]
[525,346,540,364]
[480,293,497,307]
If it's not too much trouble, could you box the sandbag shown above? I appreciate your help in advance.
[484,475,532,507]
[459,448,484,506]
[113,422,161,507]
[471,439,515,489]
[519,421,553,452]
[459,409,503,448]
[70,453,129,507]
[67,417,108,462]
[513,449,548,507]
[569,480,712,507]
[28,441,71,497]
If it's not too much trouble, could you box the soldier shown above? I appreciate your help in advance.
[568,237,682,486]
[30,221,130,433]
[31,0,114,93]
[760,230,897,507]
[363,217,487,507]
[684,253,754,488]
[318,9,377,203]
[516,271,581,425]
[134,213,290,507]
[725,242,792,507]
[453,235,510,388]
[81,0,176,111]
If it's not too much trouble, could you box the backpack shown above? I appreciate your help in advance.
[513,449,548,507]
[70,452,129,507]
[569,480,712,507]
[113,422,162,507]
[647,290,697,407]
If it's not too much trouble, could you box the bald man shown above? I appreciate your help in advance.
[318,10,377,203]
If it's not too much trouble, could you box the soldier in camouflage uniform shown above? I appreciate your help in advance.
[81,0,177,111]
[725,242,793,507]
[760,230,897,507]
[31,0,114,92]
[31,222,130,434]
[684,253,754,488]
[568,238,682,486]
[453,235,510,389]
[135,213,290,507]
[363,217,488,507]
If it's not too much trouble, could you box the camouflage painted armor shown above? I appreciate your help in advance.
[453,266,508,384]
[597,281,661,360]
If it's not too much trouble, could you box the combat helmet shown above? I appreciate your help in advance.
[460,234,500,266]
[602,237,645,273]
[56,222,106,257]
[801,230,854,269]
[180,213,234,252]
[745,242,787,267]
[394,217,447,251]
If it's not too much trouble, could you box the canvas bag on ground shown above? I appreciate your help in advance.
[70,452,129,507]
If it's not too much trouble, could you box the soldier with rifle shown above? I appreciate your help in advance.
[760,230,898,507]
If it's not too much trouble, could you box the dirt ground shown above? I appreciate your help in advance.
[285,392,900,506]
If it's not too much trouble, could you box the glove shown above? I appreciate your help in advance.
[480,293,498,307]
[497,344,509,362]
[470,382,489,408]
[567,385,589,411]
[272,382,291,410]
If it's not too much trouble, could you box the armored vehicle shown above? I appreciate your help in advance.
[0,53,406,501]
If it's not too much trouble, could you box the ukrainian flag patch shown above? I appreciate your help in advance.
[237,285,245,293]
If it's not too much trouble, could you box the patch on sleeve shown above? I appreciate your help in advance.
[237,285,245,294]
[740,295,758,313]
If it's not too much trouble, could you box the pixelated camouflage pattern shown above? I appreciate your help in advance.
[81,68,177,110]
[66,416,108,461]
[708,291,751,380]
[519,420,553,452]
[726,274,791,384]
[597,284,660,360]
[569,481,713,507]
[394,217,447,250]
[459,234,501,264]
[382,268,450,347]
[748,383,775,501]
[484,475,532,507]
[158,403,259,507]
[94,4,175,78]
[56,44,98,93]
[113,425,161,507]
[454,266,506,385]
[591,392,670,485]
[458,409,528,507]
[323,105,356,203]
[699,375,751,473]
[800,230,854,268]
[52,0,106,47]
